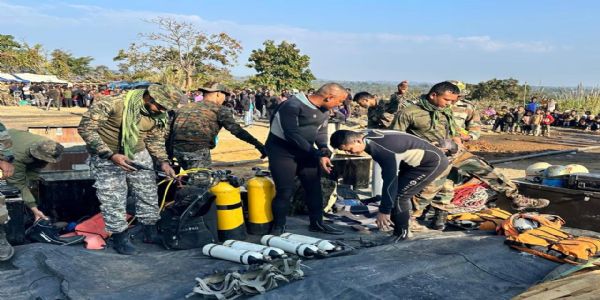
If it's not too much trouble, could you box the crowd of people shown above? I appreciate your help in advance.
[0,79,552,259]
[483,96,600,137]
[1,82,101,110]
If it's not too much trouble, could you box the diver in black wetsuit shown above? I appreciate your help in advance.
[266,83,349,235]
[330,129,449,242]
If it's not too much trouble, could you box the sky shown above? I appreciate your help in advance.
[0,0,598,86]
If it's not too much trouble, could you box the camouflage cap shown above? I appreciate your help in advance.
[147,84,185,111]
[29,140,64,163]
[198,83,232,96]
[448,80,469,96]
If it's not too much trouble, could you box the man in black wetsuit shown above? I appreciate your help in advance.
[330,129,449,242]
[266,83,349,235]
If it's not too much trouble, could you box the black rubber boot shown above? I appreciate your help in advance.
[0,225,14,261]
[432,208,448,231]
[142,224,161,244]
[384,227,409,244]
[309,220,344,235]
[112,230,138,255]
[270,225,286,235]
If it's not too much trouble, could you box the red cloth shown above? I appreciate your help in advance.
[542,114,555,125]
[61,213,132,250]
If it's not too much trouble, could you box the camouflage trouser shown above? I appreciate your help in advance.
[454,156,518,199]
[174,148,211,170]
[414,165,453,210]
[91,150,159,233]
[0,194,8,224]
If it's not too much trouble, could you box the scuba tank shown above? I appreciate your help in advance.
[210,170,247,241]
[202,243,264,265]
[247,168,275,235]
[260,235,320,258]
[222,240,286,260]
[280,233,339,252]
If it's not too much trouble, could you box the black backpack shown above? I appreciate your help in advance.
[157,186,218,250]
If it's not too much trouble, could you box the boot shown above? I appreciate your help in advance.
[432,208,448,231]
[112,230,138,255]
[384,227,410,244]
[409,218,430,233]
[309,220,344,235]
[416,205,435,222]
[270,224,286,235]
[512,195,550,210]
[142,224,161,244]
[0,225,14,261]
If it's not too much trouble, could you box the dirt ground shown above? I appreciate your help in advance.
[1,105,599,180]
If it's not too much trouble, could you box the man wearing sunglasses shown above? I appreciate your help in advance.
[78,84,184,255]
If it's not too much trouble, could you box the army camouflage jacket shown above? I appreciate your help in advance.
[391,101,459,144]
[451,99,482,140]
[0,122,13,162]
[389,92,413,113]
[78,94,169,162]
[170,101,262,152]
[367,99,397,129]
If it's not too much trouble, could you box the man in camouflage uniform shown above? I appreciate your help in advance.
[170,84,266,170]
[78,84,182,255]
[391,82,460,230]
[0,122,15,260]
[447,81,549,210]
[389,80,412,113]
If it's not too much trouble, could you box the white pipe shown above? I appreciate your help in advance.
[260,235,320,258]
[222,240,286,259]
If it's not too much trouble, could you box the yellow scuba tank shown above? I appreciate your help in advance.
[210,170,246,241]
[247,168,275,234]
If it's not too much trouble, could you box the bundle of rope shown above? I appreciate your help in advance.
[449,182,496,214]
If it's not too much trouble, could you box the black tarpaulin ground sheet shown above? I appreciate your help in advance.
[0,217,558,300]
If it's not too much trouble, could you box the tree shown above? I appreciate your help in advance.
[0,35,47,73]
[247,40,315,92]
[114,17,242,90]
[48,49,94,79]
[469,78,522,101]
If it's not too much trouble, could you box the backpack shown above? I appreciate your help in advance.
[157,185,219,250]
[500,213,600,264]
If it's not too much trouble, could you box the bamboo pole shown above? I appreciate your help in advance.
[489,145,600,164]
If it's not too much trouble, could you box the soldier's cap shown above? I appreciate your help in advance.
[198,84,232,96]
[448,80,469,96]
[147,84,185,111]
[29,140,64,163]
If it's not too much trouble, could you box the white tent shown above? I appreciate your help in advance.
[13,73,70,84]
[0,72,25,82]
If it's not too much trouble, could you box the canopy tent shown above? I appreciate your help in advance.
[12,73,69,84]
[0,72,27,82]
[108,80,152,90]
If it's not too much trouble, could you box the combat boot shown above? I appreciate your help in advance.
[112,230,138,255]
[432,208,448,231]
[270,224,286,235]
[0,225,14,261]
[416,205,435,222]
[142,224,162,244]
[512,195,550,210]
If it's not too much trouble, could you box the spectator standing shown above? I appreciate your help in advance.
[531,109,543,136]
[46,85,61,111]
[514,106,526,134]
[526,96,539,113]
[541,110,555,137]
[255,89,265,119]
[63,86,73,108]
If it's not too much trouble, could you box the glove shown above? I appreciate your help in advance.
[256,144,267,159]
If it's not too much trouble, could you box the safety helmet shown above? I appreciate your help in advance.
[448,80,469,96]
[565,164,589,174]
[525,162,551,182]
[544,165,570,178]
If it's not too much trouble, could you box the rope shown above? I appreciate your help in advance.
[449,183,496,214]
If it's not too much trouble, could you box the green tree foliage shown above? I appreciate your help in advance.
[48,49,94,79]
[0,35,47,73]
[114,17,242,90]
[247,40,315,92]
[468,78,523,101]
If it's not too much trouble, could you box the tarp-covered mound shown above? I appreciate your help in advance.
[0,217,558,299]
